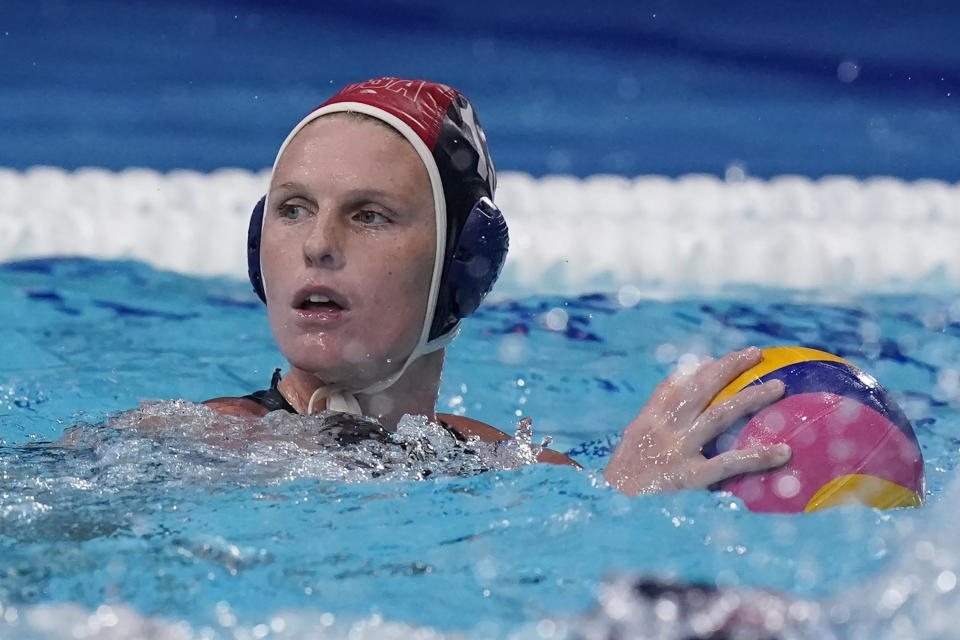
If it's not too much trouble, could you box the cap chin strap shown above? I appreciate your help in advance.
[305,324,459,416]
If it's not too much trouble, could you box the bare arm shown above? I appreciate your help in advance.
[203,397,270,418]
[438,413,581,468]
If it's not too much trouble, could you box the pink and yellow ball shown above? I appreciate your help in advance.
[704,346,925,513]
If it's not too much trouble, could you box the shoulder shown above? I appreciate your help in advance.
[438,413,581,469]
[203,396,270,418]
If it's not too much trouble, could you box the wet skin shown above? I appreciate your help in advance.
[261,114,437,398]
[604,347,791,495]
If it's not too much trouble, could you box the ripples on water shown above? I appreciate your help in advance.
[3,260,960,638]
[2,401,960,639]
[0,403,554,638]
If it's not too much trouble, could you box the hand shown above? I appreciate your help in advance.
[603,347,792,496]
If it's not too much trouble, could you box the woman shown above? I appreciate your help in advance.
[204,77,791,492]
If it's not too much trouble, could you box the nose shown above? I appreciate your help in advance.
[302,208,346,270]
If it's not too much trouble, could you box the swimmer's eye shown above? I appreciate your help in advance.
[278,204,309,221]
[354,210,391,225]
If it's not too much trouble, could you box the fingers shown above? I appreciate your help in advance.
[683,379,785,451]
[697,443,792,487]
[672,347,763,423]
[637,362,707,416]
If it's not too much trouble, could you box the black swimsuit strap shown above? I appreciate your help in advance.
[242,368,297,413]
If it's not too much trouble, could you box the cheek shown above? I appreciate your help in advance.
[371,238,436,316]
[260,232,297,299]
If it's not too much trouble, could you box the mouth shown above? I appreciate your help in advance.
[293,287,349,315]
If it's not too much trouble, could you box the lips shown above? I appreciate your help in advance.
[292,285,349,321]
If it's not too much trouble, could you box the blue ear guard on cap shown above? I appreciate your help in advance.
[246,195,508,340]
[247,195,267,302]
[430,196,508,338]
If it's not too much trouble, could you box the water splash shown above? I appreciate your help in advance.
[1,401,548,539]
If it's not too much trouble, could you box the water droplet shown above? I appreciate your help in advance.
[617,284,642,308]
[544,307,569,331]
[837,59,860,83]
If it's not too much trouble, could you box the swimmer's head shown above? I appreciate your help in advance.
[247,77,508,399]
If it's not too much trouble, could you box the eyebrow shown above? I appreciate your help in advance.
[273,182,309,193]
[271,183,414,208]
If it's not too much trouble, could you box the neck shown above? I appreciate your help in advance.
[277,350,445,430]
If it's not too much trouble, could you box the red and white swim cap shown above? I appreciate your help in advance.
[258,77,506,414]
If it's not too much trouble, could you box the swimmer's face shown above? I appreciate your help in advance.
[261,114,436,389]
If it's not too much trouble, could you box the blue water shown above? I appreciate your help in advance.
[2,0,958,178]
[2,258,959,636]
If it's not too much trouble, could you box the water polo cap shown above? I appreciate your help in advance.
[246,77,508,414]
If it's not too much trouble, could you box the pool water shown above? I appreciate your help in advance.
[2,257,960,638]
[3,1,958,636]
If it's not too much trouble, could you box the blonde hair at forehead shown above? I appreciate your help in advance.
[321,110,406,138]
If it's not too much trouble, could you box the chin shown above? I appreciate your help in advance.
[277,326,418,385]
[283,347,398,391]
[285,359,362,389]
